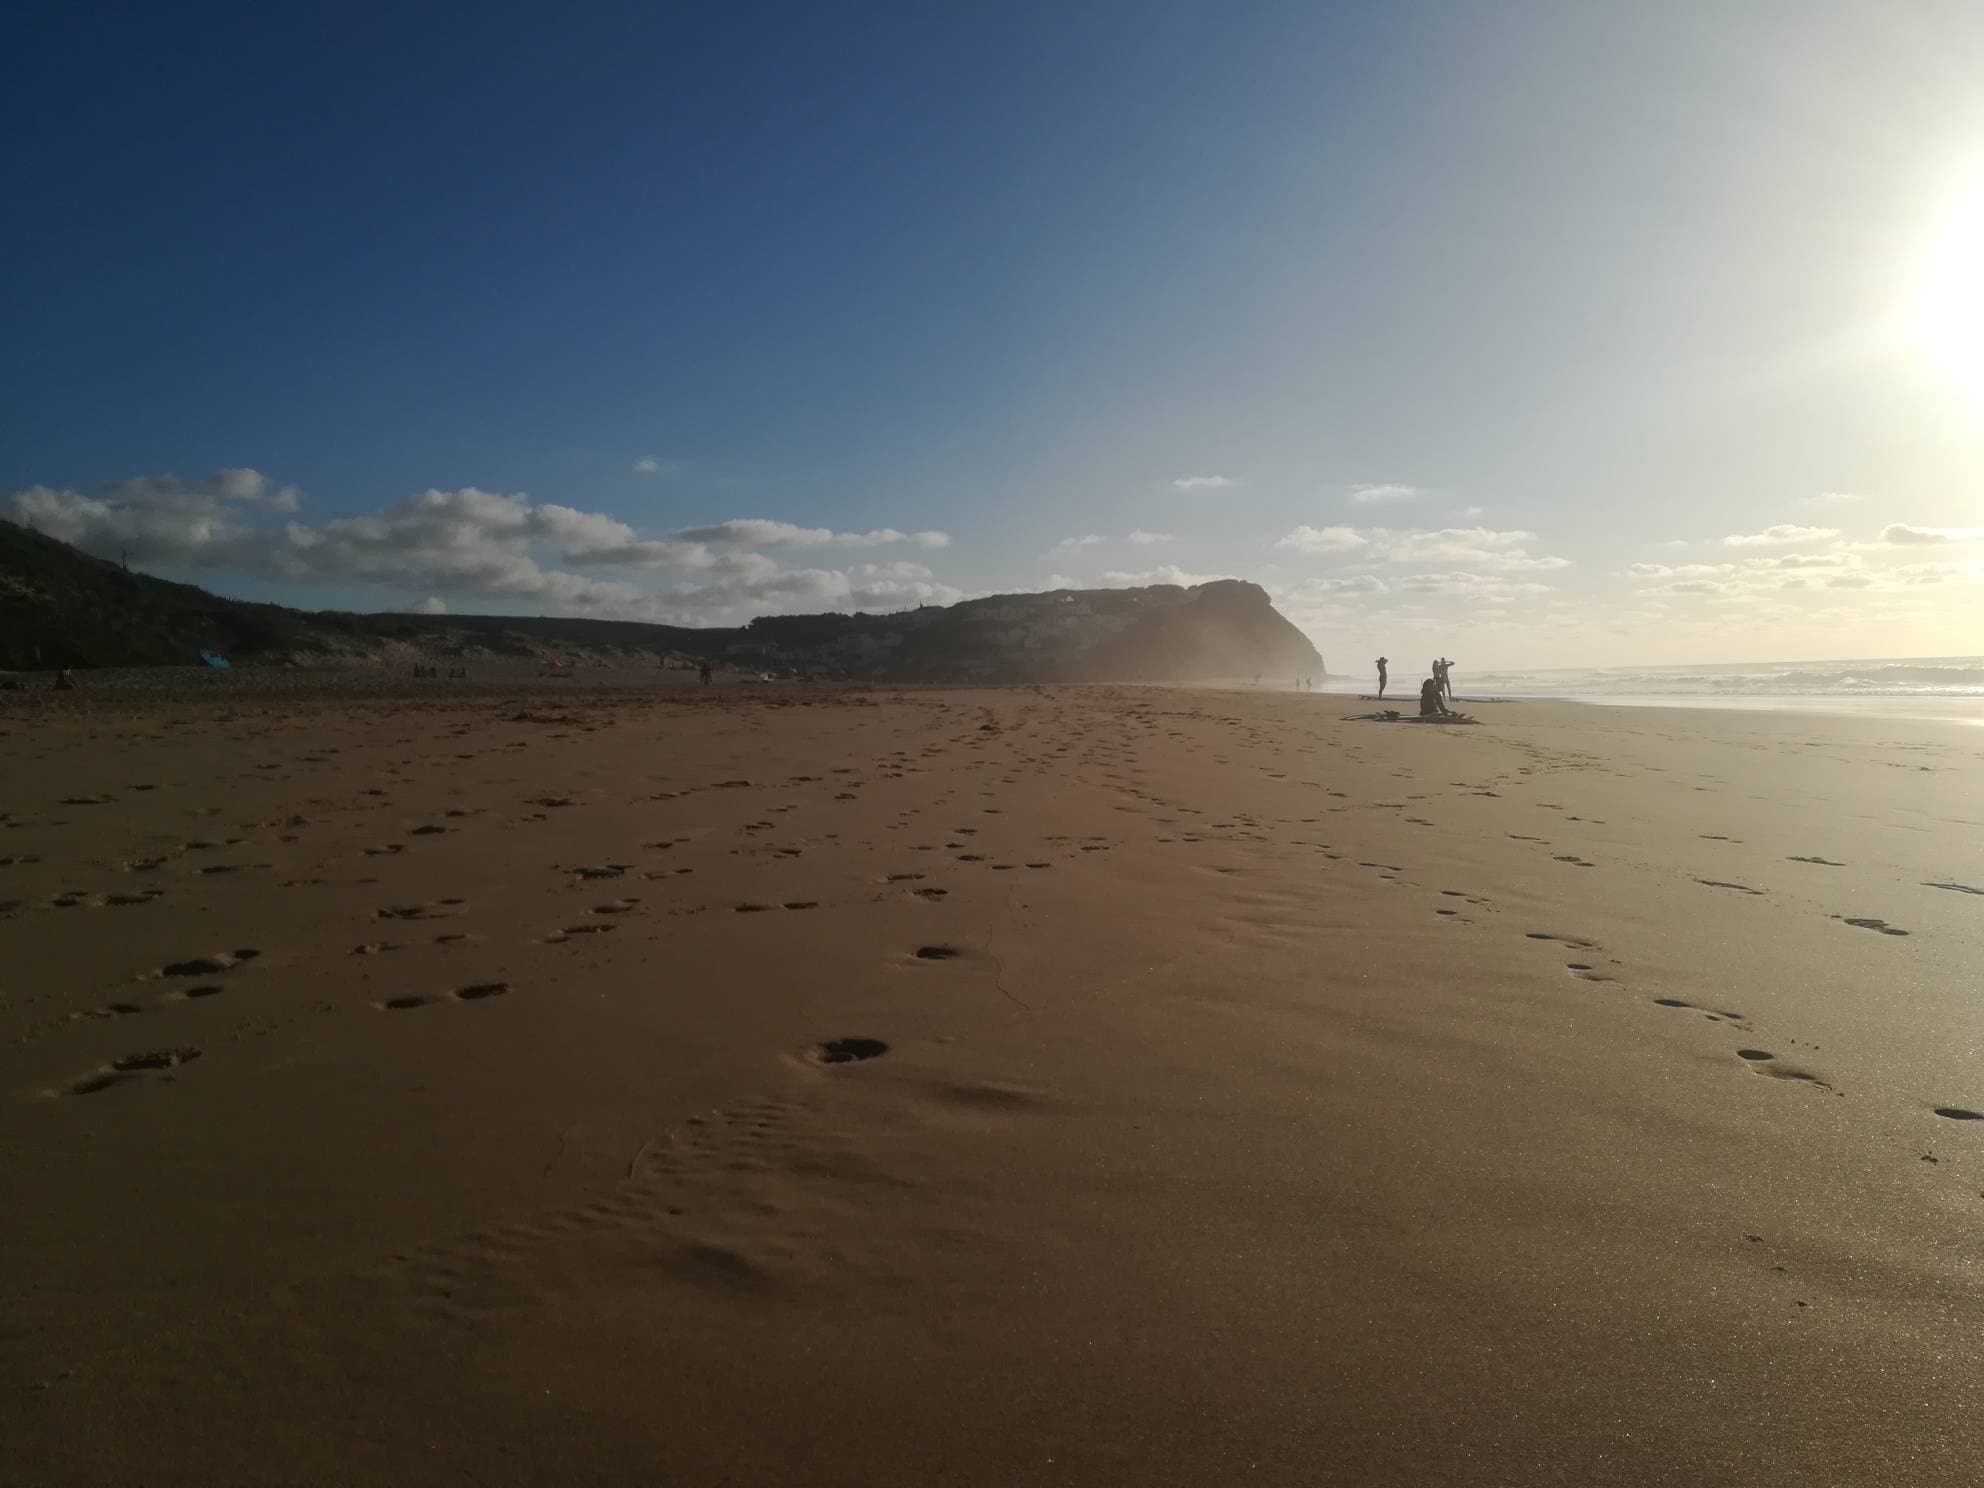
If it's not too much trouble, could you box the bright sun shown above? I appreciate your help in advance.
[1907,165,1984,407]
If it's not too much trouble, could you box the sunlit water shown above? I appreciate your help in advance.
[1315,656,1984,726]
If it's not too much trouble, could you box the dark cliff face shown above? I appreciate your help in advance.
[1,522,1320,680]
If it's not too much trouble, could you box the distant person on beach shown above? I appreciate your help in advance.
[1419,675,1450,717]
[699,662,712,685]
[1375,657,1388,698]
[1435,657,1455,702]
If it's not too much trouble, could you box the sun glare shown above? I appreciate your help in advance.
[1907,164,1984,408]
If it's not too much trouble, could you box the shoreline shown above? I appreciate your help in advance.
[1310,684,1984,727]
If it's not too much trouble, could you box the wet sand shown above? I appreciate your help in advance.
[3,682,1981,1484]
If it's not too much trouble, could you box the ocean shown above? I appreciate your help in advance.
[1322,655,1984,724]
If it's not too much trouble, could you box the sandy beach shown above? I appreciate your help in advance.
[4,680,1981,1485]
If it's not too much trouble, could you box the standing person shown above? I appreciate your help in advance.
[699,661,712,686]
[1375,656,1389,699]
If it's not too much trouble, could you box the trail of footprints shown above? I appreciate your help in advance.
[23,694,1980,1160]
[1498,901,1974,1120]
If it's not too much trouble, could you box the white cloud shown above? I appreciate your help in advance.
[632,458,661,476]
[1722,524,1839,547]
[1274,524,1368,554]
[1273,523,1566,570]
[1878,523,1984,545]
[211,468,303,512]
[1096,564,1222,588]
[670,519,949,549]
[1286,574,1389,596]
[6,473,963,627]
[1128,529,1172,545]
[1626,561,1736,579]
[1392,571,1554,598]
[1891,563,1962,584]
[1052,533,1105,550]
[7,468,303,561]
[409,596,448,615]
[1805,490,1867,505]
[1373,527,1569,571]
[1172,475,1237,491]
[1347,483,1419,505]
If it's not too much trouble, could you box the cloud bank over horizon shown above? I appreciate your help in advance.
[7,471,964,627]
[7,467,1981,664]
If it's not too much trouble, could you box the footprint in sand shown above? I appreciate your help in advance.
[153,949,261,978]
[378,982,510,1011]
[68,1046,202,1095]
[1735,1049,1828,1086]
[1837,916,1909,936]
[808,1037,889,1065]
[1651,996,1747,1021]
[544,924,617,943]
[1932,1107,1983,1121]
[376,900,465,921]
[1695,879,1763,895]
[1526,932,1597,949]
[1924,881,1984,895]
[1788,856,1846,867]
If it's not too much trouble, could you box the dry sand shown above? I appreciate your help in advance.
[3,681,1981,1485]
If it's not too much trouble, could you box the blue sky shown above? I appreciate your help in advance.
[6,0,1984,665]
